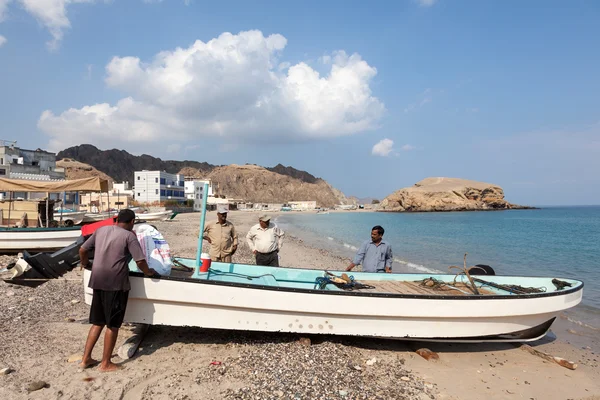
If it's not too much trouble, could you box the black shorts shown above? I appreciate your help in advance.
[89,289,129,329]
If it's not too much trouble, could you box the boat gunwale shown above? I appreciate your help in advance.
[127,269,584,301]
[0,227,82,232]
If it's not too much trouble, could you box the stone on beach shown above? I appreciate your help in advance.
[415,348,440,361]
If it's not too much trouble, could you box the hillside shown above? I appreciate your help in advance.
[57,145,350,207]
[56,158,113,182]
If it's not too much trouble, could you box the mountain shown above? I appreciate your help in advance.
[57,145,213,183]
[57,145,350,207]
[379,177,531,212]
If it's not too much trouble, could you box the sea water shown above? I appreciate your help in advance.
[276,207,600,316]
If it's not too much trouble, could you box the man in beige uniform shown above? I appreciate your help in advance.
[246,214,285,267]
[203,204,238,262]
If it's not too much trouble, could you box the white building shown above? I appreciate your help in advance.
[288,201,317,211]
[133,171,186,204]
[184,180,212,211]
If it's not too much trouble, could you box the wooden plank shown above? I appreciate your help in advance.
[357,279,496,296]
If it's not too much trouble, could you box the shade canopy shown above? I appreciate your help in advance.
[0,176,109,193]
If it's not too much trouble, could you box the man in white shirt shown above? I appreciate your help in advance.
[246,214,285,267]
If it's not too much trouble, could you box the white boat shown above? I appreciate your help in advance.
[0,226,82,253]
[77,182,586,342]
[135,210,175,221]
[83,212,116,223]
[53,210,86,226]
[83,261,583,342]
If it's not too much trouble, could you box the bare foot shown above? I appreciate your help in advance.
[98,362,122,372]
[79,358,99,369]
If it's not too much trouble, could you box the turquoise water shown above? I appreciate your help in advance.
[276,207,600,310]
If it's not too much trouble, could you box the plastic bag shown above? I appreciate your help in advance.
[133,224,173,276]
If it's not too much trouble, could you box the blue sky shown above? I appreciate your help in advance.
[0,0,599,205]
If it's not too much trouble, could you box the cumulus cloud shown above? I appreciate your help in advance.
[39,30,385,151]
[372,139,394,157]
[0,34,6,47]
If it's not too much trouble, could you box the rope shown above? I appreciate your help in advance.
[473,278,546,295]
[207,269,277,282]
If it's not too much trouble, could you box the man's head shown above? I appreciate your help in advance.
[371,225,385,243]
[117,209,136,231]
[217,204,229,223]
[259,214,270,229]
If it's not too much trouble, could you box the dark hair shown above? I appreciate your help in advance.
[372,225,384,235]
[117,209,136,224]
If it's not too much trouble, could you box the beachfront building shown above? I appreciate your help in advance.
[0,140,66,201]
[112,181,133,197]
[184,179,214,211]
[288,200,317,211]
[79,192,133,212]
[133,171,186,204]
[0,140,65,181]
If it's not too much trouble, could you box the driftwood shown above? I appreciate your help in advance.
[117,324,149,360]
[520,344,577,370]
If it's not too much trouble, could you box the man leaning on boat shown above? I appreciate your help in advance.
[246,214,285,267]
[346,225,393,273]
[78,209,159,372]
[203,204,238,262]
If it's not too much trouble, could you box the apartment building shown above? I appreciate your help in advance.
[133,171,186,204]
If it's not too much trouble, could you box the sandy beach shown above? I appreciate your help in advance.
[1,210,599,400]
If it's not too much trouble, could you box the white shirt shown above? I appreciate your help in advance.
[246,223,285,253]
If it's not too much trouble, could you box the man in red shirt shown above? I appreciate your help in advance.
[78,209,158,372]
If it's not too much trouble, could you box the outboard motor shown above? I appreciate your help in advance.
[469,264,496,276]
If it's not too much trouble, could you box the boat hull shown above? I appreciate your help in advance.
[82,267,583,342]
[0,228,82,253]
[135,211,174,221]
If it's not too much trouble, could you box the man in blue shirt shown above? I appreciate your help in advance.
[346,225,393,273]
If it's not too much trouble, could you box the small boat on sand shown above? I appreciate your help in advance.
[135,210,175,221]
[0,226,82,253]
[82,261,583,342]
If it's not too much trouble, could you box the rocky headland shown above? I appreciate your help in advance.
[379,177,533,212]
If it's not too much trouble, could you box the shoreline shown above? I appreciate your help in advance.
[0,210,599,399]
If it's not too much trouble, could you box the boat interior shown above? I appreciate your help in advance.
[128,258,583,298]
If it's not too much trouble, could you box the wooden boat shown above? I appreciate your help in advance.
[0,226,82,253]
[82,261,583,342]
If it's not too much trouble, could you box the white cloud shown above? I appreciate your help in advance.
[39,30,385,151]
[415,0,437,6]
[372,138,394,157]
[18,0,94,50]
[0,0,11,22]
[401,144,415,151]
[0,34,6,47]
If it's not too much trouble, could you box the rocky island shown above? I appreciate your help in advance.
[379,177,533,212]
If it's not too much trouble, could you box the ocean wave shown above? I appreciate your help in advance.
[327,237,334,241]
[343,243,359,251]
[565,316,600,331]
[394,258,441,274]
